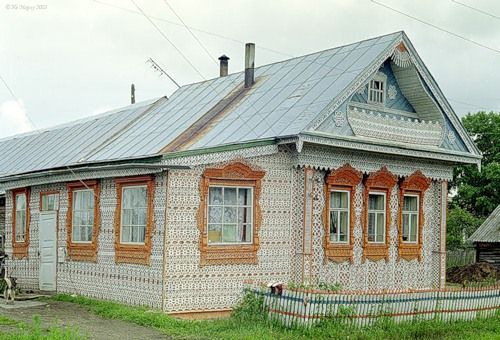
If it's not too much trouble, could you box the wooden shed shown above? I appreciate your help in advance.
[469,205,500,269]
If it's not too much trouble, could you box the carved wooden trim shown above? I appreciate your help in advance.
[11,188,30,259]
[397,171,431,261]
[114,176,155,265]
[362,166,397,263]
[323,164,362,263]
[197,162,265,266]
[66,180,100,262]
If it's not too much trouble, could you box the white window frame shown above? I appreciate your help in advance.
[15,193,27,243]
[207,185,254,246]
[402,194,419,244]
[329,189,350,244]
[71,189,94,244]
[367,191,386,244]
[120,184,148,245]
[368,73,387,105]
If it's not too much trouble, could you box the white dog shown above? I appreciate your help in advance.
[3,276,16,304]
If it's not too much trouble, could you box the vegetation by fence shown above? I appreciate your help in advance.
[245,284,500,328]
[447,248,476,268]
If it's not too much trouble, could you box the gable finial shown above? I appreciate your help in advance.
[391,42,412,68]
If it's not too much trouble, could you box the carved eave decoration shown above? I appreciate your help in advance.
[398,170,431,261]
[323,164,362,263]
[11,188,30,259]
[66,181,100,262]
[197,162,265,266]
[114,176,155,265]
[362,166,397,262]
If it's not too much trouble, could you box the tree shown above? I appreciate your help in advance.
[446,206,483,250]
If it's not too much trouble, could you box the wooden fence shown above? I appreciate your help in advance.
[245,284,500,328]
[447,248,476,268]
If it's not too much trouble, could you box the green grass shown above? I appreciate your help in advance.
[0,315,84,340]
[50,294,500,340]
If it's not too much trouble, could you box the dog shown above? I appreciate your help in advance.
[3,276,17,304]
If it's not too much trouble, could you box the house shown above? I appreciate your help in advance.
[0,31,481,316]
[469,205,500,269]
[0,192,4,250]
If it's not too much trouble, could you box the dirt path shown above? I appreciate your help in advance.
[0,300,170,339]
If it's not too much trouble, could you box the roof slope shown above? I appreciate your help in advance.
[469,205,500,243]
[0,31,480,179]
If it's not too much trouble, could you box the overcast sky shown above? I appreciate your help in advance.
[1,0,499,138]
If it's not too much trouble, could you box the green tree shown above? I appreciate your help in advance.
[446,206,483,250]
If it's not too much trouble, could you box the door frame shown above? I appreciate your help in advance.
[39,191,59,292]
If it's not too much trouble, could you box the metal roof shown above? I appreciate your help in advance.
[469,205,500,243]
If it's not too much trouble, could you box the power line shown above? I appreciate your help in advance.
[0,73,37,128]
[162,0,218,65]
[370,0,500,56]
[91,0,292,58]
[451,0,500,21]
[130,0,207,80]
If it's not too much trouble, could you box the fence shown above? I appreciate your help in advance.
[447,248,476,268]
[245,284,500,328]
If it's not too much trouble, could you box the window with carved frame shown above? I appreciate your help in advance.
[66,181,100,262]
[198,162,265,266]
[114,176,155,265]
[12,188,30,259]
[398,171,430,261]
[362,166,397,262]
[323,164,362,263]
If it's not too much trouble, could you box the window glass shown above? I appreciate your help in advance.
[369,79,385,104]
[402,195,419,243]
[15,193,26,242]
[41,193,58,211]
[367,193,386,243]
[120,186,147,244]
[208,186,253,244]
[329,191,349,243]
[72,190,94,242]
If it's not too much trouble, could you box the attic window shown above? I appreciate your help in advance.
[368,72,387,105]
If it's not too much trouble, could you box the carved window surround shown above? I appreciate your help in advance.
[323,164,362,263]
[362,166,397,262]
[197,162,265,266]
[66,180,100,262]
[11,188,30,259]
[398,171,430,261]
[114,176,155,265]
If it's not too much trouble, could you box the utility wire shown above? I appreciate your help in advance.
[91,0,292,58]
[451,0,500,21]
[0,73,37,128]
[370,0,500,55]
[162,0,218,65]
[130,0,207,80]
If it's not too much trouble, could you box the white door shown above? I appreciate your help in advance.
[39,211,57,291]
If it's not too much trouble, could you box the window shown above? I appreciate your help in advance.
[329,191,349,243]
[66,181,100,262]
[40,192,58,211]
[362,166,397,262]
[367,193,386,243]
[198,162,265,266]
[11,188,30,259]
[368,72,387,105]
[207,186,253,244]
[323,164,362,263]
[15,193,27,242]
[72,189,94,243]
[120,185,147,244]
[114,176,154,265]
[402,195,419,243]
[398,171,430,261]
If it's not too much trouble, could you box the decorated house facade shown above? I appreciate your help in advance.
[0,32,481,315]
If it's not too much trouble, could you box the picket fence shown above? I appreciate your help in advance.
[245,284,500,328]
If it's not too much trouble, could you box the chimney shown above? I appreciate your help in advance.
[244,43,255,88]
[218,55,229,77]
[131,83,135,104]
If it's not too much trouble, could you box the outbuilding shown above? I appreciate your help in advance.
[469,205,500,269]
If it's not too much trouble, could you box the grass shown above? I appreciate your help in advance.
[0,315,84,340]
[50,293,500,340]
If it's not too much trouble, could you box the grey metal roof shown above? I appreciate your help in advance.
[469,205,500,243]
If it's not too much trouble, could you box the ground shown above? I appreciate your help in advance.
[0,299,169,340]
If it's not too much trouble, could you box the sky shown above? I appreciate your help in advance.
[0,0,499,138]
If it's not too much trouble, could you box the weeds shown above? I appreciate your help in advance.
[0,315,84,340]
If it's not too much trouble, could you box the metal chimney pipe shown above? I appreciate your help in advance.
[244,43,255,88]
[218,55,229,77]
[131,84,135,104]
